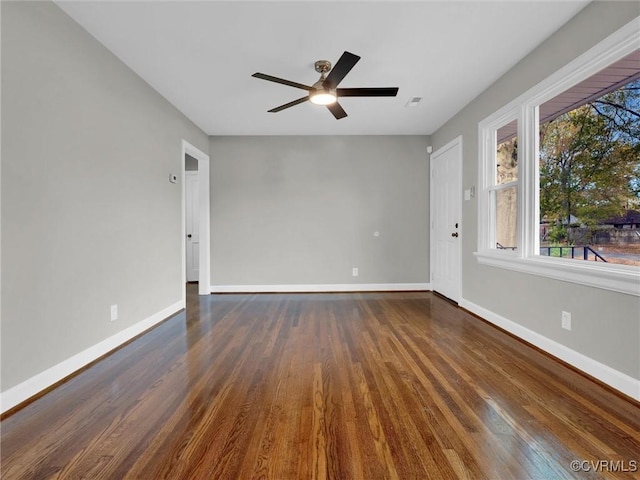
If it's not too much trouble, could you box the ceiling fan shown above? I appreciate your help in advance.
[252,51,399,120]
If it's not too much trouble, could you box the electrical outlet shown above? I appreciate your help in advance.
[561,311,571,330]
[110,304,118,322]
[352,267,359,277]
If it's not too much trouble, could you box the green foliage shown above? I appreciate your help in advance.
[547,225,567,244]
[539,79,640,228]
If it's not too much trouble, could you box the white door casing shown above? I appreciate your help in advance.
[430,136,462,303]
[185,171,200,282]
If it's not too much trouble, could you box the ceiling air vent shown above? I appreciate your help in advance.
[405,97,422,107]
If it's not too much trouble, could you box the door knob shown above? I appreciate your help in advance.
[187,234,192,238]
[451,232,459,237]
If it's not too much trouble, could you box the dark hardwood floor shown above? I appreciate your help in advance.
[2,285,639,479]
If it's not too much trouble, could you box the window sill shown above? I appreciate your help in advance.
[475,250,640,297]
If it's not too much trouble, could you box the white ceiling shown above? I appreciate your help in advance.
[55,1,590,136]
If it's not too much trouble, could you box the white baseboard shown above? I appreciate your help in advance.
[0,300,184,414]
[210,283,432,293]
[459,298,640,402]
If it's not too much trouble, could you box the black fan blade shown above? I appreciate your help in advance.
[327,102,348,120]
[337,87,399,97]
[267,96,309,113]
[252,73,312,91]
[323,51,360,89]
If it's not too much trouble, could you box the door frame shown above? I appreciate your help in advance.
[181,140,210,298]
[429,135,462,303]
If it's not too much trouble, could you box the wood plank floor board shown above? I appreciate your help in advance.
[2,288,639,479]
[421,324,616,479]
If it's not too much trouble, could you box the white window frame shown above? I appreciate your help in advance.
[476,18,640,297]
[479,110,523,255]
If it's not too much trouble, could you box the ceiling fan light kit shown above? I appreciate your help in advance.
[252,51,399,119]
[309,89,337,105]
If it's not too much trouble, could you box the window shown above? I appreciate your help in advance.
[538,77,640,267]
[477,20,640,296]
[493,119,519,250]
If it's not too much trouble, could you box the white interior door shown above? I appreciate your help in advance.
[430,136,462,303]
[185,171,200,282]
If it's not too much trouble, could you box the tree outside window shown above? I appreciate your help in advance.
[539,78,640,266]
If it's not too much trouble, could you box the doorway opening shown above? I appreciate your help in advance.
[185,157,199,284]
[181,140,210,305]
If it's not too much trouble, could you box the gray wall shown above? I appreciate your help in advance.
[209,136,430,287]
[431,1,640,380]
[1,1,209,391]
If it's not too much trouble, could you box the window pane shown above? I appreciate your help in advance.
[496,119,518,185]
[494,186,518,250]
[539,68,640,266]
